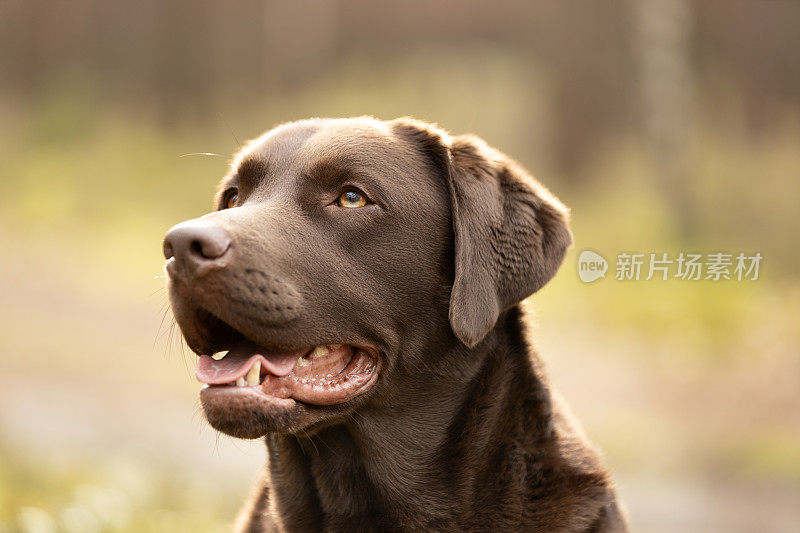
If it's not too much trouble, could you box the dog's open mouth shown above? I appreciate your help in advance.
[193,311,379,407]
[197,341,377,405]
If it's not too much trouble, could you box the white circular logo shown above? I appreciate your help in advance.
[577,250,608,283]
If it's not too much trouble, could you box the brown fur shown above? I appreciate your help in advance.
[164,117,628,531]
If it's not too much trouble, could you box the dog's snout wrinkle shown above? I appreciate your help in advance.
[163,219,232,275]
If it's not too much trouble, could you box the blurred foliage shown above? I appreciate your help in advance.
[0,442,240,532]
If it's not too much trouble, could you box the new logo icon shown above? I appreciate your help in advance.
[578,250,608,283]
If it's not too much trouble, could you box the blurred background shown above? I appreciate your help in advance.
[1,1,798,531]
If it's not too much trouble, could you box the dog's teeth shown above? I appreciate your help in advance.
[246,360,261,385]
[296,356,309,367]
[328,344,343,350]
[212,352,226,361]
[236,377,246,387]
[309,345,329,359]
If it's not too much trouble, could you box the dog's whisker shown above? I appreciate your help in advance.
[165,319,177,358]
[301,431,320,456]
[292,434,307,457]
[178,152,222,158]
[166,318,173,341]
[155,322,175,346]
[316,434,334,455]
[227,435,249,456]
[167,320,194,378]
[178,328,191,365]
[154,304,172,350]
[219,112,241,147]
[213,430,222,457]
[347,410,369,430]
[191,402,204,427]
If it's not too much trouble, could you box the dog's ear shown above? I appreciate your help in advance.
[446,135,572,347]
[391,119,572,348]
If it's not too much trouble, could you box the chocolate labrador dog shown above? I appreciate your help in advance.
[163,117,627,532]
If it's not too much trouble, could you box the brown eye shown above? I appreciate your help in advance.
[336,189,368,208]
[222,189,238,209]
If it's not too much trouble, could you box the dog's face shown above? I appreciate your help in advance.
[164,117,571,439]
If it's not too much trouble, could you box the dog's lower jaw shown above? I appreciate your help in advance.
[237,306,627,533]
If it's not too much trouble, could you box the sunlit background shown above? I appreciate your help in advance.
[1,1,798,531]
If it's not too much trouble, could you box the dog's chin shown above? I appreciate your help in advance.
[200,386,302,438]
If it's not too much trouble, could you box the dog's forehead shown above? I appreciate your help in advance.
[300,119,397,163]
[235,119,427,183]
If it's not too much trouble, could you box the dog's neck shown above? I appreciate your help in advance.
[256,306,555,531]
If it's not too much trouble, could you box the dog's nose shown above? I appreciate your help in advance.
[163,220,232,271]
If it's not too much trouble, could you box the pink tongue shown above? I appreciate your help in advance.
[195,341,305,385]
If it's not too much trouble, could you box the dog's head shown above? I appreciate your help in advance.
[164,117,571,438]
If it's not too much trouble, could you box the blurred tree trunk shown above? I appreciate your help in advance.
[633,0,696,239]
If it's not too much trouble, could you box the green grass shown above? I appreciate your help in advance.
[0,443,240,532]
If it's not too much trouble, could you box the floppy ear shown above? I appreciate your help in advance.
[445,135,572,347]
[390,118,572,348]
